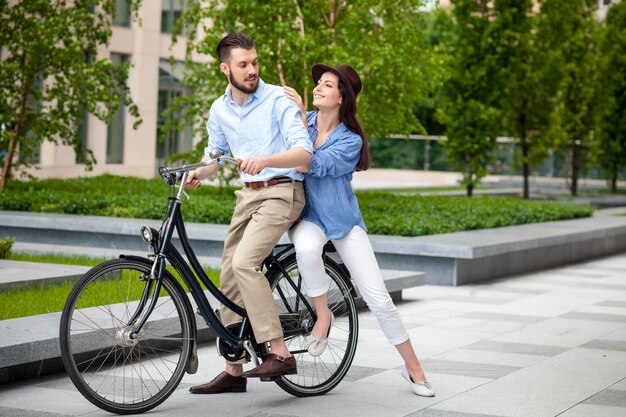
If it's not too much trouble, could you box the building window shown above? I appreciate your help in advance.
[107,53,128,164]
[156,60,191,160]
[113,0,132,27]
[161,0,185,34]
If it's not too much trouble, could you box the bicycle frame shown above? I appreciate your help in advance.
[126,159,319,359]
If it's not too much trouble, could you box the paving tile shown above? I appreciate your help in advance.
[0,407,71,417]
[426,317,527,335]
[434,296,511,305]
[576,282,626,291]
[492,317,625,348]
[459,311,546,324]
[403,325,493,359]
[598,328,626,341]
[596,300,626,309]
[419,359,519,379]
[479,292,606,318]
[463,340,567,357]
[576,304,626,316]
[430,348,626,417]
[582,339,626,352]
[431,348,548,368]
[271,370,436,417]
[2,251,626,417]
[611,378,626,391]
[560,311,626,322]
[0,385,98,416]
[407,410,507,417]
[555,268,608,278]
[583,389,626,408]
[342,364,387,382]
[473,284,545,295]
[557,403,626,417]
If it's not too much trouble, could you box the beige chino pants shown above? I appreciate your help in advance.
[219,181,305,344]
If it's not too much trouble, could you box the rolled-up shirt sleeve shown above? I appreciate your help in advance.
[308,132,363,178]
[276,97,313,154]
[204,109,230,158]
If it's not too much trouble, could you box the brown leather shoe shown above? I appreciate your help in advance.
[241,354,297,379]
[189,371,247,394]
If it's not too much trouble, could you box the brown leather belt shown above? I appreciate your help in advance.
[244,176,299,190]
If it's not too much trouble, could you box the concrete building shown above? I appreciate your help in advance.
[27,1,207,179]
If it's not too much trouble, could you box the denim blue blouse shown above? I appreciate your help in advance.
[300,112,368,240]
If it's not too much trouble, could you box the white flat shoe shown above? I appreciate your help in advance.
[401,367,435,397]
[307,312,334,357]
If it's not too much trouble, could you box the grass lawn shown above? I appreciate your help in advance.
[1,252,220,320]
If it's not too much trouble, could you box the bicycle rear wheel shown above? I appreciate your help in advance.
[267,254,358,396]
[59,258,192,415]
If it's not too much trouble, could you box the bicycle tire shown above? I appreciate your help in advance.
[59,258,193,415]
[267,254,358,396]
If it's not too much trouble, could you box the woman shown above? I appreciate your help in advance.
[284,64,435,397]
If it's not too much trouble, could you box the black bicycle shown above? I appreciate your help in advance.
[58,152,359,415]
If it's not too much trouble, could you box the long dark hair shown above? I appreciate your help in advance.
[338,81,371,171]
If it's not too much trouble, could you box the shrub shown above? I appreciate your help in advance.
[0,175,594,237]
[0,236,15,259]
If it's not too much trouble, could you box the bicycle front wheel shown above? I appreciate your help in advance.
[267,254,358,396]
[59,258,192,415]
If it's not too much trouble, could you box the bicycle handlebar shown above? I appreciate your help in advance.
[158,151,238,185]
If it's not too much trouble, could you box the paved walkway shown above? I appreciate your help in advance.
[1,253,625,417]
[2,169,626,416]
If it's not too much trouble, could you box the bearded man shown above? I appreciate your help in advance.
[185,32,312,394]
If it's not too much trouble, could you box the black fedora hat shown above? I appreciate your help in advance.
[312,64,362,98]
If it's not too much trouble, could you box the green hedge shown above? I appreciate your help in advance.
[358,192,592,235]
[0,175,593,237]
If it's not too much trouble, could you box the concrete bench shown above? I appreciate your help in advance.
[369,212,626,285]
[3,210,626,286]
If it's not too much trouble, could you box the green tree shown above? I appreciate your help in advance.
[543,0,598,196]
[594,1,626,192]
[494,0,558,199]
[439,0,501,196]
[170,0,430,144]
[0,0,141,190]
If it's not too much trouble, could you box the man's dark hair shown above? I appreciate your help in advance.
[216,33,256,63]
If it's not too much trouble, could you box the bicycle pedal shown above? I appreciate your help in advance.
[260,376,279,382]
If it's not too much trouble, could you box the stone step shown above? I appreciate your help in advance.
[4,210,626,286]
[0,257,423,384]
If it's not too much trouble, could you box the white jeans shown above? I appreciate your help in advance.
[289,220,410,345]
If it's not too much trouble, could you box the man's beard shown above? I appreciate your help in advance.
[229,73,259,94]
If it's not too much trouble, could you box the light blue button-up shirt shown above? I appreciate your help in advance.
[204,79,313,182]
[301,112,368,240]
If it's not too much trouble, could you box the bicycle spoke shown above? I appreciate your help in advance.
[60,260,191,414]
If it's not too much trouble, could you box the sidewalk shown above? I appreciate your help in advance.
[1,168,626,416]
[0,252,625,417]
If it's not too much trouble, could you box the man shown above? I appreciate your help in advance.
[185,33,313,394]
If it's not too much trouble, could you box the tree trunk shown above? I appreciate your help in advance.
[292,0,308,110]
[571,140,579,197]
[466,182,474,197]
[611,174,617,193]
[521,139,529,199]
[0,133,17,190]
[2,55,30,190]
